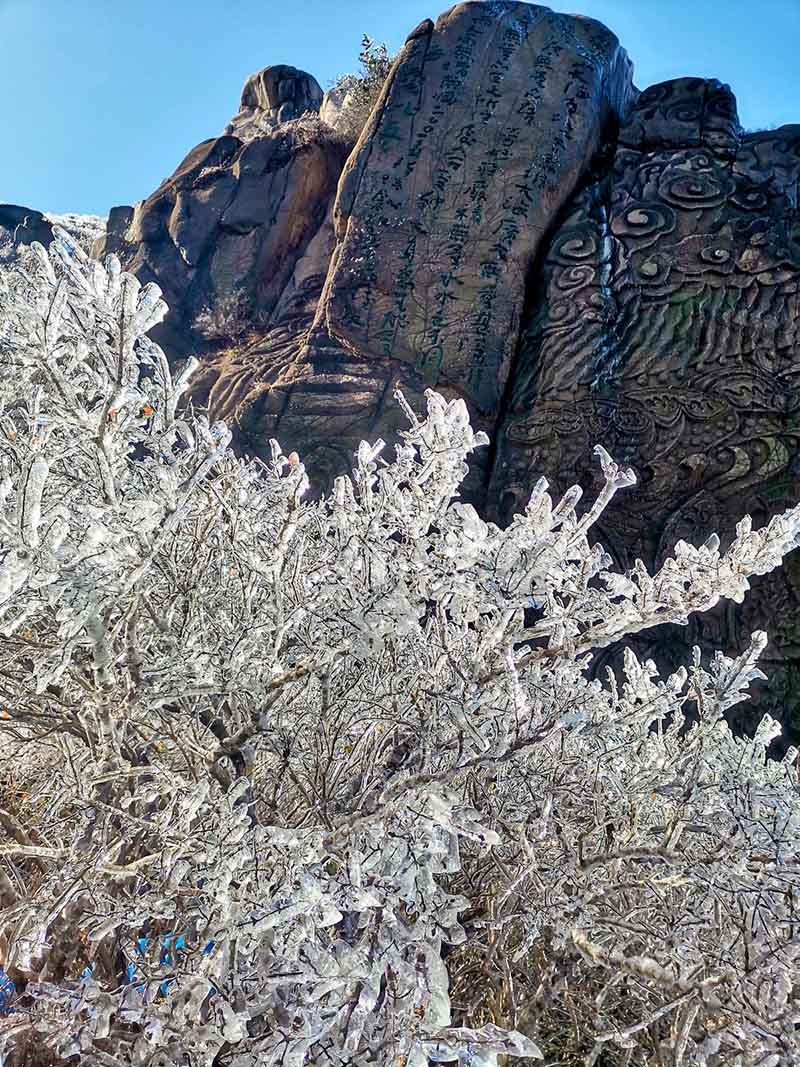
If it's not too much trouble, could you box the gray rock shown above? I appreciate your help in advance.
[224,65,323,141]
[318,1,635,415]
[91,124,349,360]
[489,78,800,747]
[0,204,53,263]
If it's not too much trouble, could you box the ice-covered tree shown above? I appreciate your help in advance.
[0,229,799,1066]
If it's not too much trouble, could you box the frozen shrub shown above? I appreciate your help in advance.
[331,34,395,140]
[192,290,251,341]
[43,212,106,255]
[0,230,799,1065]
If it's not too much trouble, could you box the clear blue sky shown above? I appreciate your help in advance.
[2,0,798,217]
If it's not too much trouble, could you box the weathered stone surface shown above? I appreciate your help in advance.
[231,0,636,500]
[93,122,350,360]
[93,205,134,259]
[318,1,635,415]
[618,77,740,153]
[190,199,444,494]
[224,65,323,141]
[95,0,637,504]
[0,204,53,263]
[488,78,800,745]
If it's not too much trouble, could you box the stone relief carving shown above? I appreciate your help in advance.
[489,78,800,744]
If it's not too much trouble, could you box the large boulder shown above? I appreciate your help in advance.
[239,0,635,497]
[93,121,351,363]
[224,65,324,141]
[318,2,635,415]
[89,1,637,499]
[488,77,800,744]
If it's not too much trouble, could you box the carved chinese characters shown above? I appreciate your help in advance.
[319,1,634,414]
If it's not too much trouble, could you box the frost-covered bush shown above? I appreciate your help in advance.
[192,290,252,342]
[283,111,356,155]
[43,212,106,256]
[0,230,800,1066]
[331,35,395,140]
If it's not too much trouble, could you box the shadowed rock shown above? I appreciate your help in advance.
[92,122,351,363]
[0,205,53,263]
[488,77,800,745]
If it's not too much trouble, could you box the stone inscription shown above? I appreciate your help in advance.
[322,1,634,415]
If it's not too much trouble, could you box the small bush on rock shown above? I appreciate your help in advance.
[192,290,252,341]
[331,34,396,140]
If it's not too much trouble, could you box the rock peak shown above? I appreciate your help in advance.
[224,65,323,140]
[619,77,741,152]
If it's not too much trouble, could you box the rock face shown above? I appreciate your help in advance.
[489,78,800,743]
[7,1,799,741]
[226,1,636,494]
[0,205,54,263]
[320,2,635,416]
[224,65,324,140]
[93,118,351,361]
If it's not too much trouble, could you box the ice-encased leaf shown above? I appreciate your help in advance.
[423,1024,542,1061]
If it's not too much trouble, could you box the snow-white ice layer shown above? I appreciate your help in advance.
[0,226,800,1066]
[43,211,106,252]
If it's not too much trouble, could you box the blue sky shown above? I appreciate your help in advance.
[2,0,798,217]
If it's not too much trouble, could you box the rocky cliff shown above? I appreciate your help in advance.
[492,76,800,742]
[4,0,799,742]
